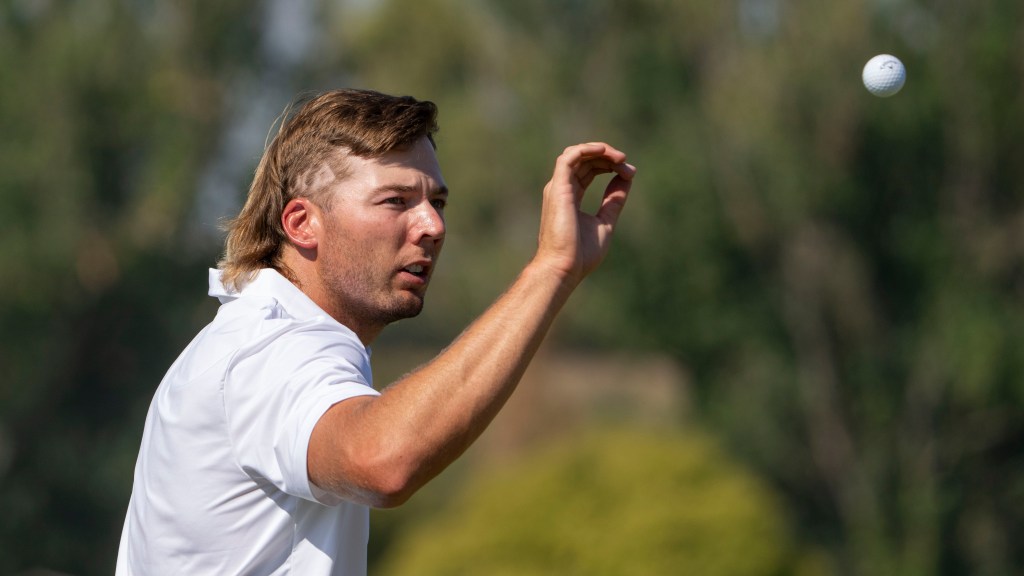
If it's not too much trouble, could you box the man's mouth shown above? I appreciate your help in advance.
[402,263,427,278]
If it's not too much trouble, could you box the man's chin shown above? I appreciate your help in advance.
[385,295,425,323]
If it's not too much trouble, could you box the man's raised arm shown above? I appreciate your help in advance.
[308,142,636,508]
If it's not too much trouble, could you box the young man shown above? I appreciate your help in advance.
[116,89,635,575]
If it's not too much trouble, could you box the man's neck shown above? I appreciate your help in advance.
[280,252,382,346]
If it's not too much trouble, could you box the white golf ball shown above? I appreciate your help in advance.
[862,54,906,97]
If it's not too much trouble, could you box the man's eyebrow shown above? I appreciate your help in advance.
[375,183,449,196]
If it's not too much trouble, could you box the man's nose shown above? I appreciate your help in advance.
[412,202,445,242]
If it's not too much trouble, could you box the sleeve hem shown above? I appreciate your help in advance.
[286,384,381,506]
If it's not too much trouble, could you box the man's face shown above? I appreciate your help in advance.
[317,136,448,333]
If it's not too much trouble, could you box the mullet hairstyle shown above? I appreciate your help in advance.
[217,89,439,292]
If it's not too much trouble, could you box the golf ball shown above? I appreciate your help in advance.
[862,54,906,97]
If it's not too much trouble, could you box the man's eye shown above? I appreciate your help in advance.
[384,197,406,206]
[431,199,447,210]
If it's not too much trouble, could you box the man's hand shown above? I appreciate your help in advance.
[536,142,636,286]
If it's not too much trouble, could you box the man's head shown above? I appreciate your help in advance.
[219,89,440,292]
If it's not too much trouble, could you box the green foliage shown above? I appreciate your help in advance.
[4,0,1024,574]
[376,427,826,576]
[0,2,263,574]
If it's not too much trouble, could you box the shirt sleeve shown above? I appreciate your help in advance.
[222,319,379,505]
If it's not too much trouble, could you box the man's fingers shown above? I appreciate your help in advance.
[577,159,636,183]
[573,160,636,204]
[549,142,631,205]
[596,172,634,226]
[575,164,604,191]
[553,143,627,180]
[548,142,635,212]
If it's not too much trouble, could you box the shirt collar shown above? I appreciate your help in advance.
[209,268,331,324]
[208,269,371,354]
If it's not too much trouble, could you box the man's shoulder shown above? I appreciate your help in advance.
[207,300,367,375]
[211,268,360,344]
[213,292,359,346]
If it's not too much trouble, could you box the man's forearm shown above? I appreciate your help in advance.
[368,261,576,495]
[307,260,578,507]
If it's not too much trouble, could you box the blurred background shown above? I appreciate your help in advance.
[2,0,1023,574]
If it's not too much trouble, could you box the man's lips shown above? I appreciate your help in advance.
[399,261,432,283]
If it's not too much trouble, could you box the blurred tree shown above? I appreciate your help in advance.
[328,0,1024,574]
[0,1,264,573]
[375,426,828,576]
[469,1,1024,574]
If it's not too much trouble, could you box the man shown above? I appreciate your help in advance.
[116,88,635,575]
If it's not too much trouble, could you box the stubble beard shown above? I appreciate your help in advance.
[321,264,426,331]
[317,217,433,331]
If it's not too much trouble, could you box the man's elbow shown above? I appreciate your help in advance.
[362,467,418,509]
[330,448,424,509]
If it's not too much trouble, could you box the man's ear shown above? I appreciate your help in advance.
[281,197,320,250]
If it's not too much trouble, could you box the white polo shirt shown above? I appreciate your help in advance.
[117,269,381,576]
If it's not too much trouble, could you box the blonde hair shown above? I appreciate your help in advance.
[218,89,439,291]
